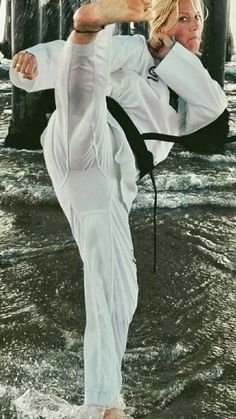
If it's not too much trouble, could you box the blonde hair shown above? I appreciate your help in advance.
[149,0,205,38]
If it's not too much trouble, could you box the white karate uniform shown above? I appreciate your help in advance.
[10,24,227,411]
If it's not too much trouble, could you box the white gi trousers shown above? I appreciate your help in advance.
[42,26,138,408]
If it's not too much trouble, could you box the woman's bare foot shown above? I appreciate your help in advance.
[103,407,124,419]
[73,0,153,32]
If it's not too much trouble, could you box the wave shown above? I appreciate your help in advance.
[7,361,223,418]
[153,364,224,410]
[0,242,76,266]
[13,389,85,419]
[171,147,236,163]
[12,389,134,419]
[134,190,236,210]
[0,145,42,155]
[141,170,236,191]
[0,141,235,209]
[0,173,235,209]
[1,182,235,209]
[0,184,57,206]
[225,67,236,82]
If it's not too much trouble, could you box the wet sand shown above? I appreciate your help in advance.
[1,202,235,418]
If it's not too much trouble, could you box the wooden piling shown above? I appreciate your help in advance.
[4,0,48,149]
[133,22,149,37]
[59,0,73,40]
[11,0,40,55]
[180,0,230,153]
[118,23,131,35]
[39,0,60,43]
[202,0,230,87]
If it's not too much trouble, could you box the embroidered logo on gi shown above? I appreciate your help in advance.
[147,66,159,82]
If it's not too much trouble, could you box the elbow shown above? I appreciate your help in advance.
[208,94,228,122]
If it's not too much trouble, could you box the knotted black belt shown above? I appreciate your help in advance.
[106,96,183,273]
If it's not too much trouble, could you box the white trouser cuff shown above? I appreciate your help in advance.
[85,391,126,409]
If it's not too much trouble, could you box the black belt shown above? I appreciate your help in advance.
[106,96,181,273]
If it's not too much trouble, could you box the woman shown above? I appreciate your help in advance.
[11,1,227,418]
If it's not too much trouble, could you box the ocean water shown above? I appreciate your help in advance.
[0,61,236,419]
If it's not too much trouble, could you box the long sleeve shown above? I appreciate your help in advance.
[154,42,228,135]
[10,40,66,92]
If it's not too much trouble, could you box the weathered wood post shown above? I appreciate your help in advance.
[180,0,231,153]
[202,0,230,87]
[38,0,61,125]
[59,0,73,40]
[133,22,149,37]
[59,0,92,40]
[226,26,235,62]
[39,0,60,43]
[5,0,11,46]
[118,23,131,35]
[4,0,48,149]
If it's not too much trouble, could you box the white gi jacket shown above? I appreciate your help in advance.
[10,29,227,213]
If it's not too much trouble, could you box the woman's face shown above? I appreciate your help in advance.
[160,0,203,52]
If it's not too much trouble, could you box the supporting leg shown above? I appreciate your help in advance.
[72,189,138,409]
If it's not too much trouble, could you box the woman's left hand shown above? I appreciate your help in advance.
[147,33,175,60]
[11,51,38,79]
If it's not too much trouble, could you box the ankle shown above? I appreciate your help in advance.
[104,407,124,419]
[70,29,98,44]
